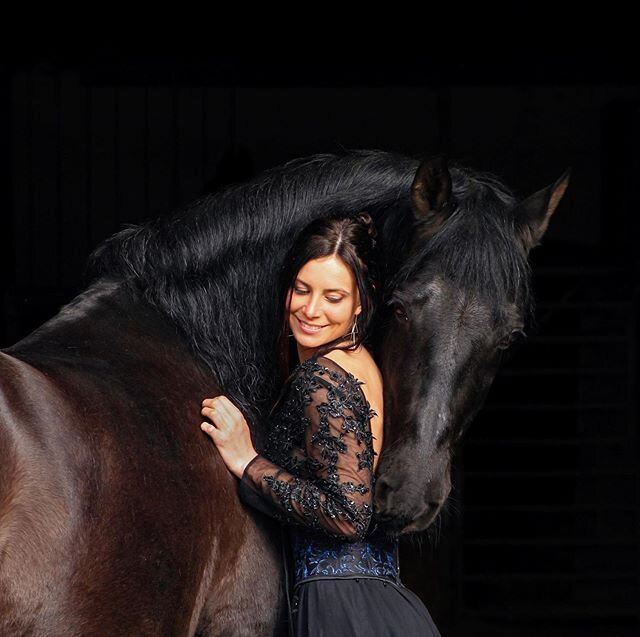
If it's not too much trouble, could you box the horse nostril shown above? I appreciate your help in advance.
[375,477,394,498]
[374,477,398,513]
[429,498,447,510]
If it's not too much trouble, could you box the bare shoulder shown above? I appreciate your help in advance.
[320,347,382,388]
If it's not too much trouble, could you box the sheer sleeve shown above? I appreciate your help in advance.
[239,364,375,541]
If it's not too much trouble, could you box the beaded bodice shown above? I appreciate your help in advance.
[238,354,406,585]
[240,354,400,583]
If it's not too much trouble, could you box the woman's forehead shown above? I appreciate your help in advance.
[296,255,355,287]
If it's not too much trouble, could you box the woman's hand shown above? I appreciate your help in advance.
[201,396,258,479]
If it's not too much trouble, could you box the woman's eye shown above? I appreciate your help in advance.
[294,288,308,294]
[327,297,342,303]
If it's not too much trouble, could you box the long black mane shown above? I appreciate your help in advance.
[83,150,528,428]
[84,150,419,425]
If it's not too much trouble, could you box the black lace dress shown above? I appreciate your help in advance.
[240,355,441,637]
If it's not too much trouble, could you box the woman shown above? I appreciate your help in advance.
[200,213,441,636]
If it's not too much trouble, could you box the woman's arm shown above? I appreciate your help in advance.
[238,371,375,541]
[202,372,373,540]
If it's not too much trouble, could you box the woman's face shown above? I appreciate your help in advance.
[287,254,362,354]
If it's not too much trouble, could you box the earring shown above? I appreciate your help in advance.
[350,319,359,346]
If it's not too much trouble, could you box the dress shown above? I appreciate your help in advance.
[239,354,441,637]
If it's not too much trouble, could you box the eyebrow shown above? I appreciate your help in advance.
[294,278,351,295]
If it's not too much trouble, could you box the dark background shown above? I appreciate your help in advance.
[2,44,638,637]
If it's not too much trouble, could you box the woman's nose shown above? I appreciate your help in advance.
[302,296,321,318]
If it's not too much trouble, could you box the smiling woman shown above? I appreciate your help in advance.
[200,212,441,636]
[287,254,362,362]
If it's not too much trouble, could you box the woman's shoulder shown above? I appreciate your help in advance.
[292,352,360,392]
[314,350,382,423]
[316,347,381,386]
[317,346,382,396]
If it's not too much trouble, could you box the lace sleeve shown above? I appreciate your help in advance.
[240,364,375,541]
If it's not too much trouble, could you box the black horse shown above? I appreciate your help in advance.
[0,151,567,635]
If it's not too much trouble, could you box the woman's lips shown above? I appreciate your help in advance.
[296,317,326,334]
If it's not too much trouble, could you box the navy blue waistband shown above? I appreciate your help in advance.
[292,530,400,586]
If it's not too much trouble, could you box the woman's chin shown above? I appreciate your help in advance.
[297,335,327,350]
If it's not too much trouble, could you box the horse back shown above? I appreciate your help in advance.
[0,291,281,636]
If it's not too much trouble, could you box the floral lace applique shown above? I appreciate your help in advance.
[241,356,377,541]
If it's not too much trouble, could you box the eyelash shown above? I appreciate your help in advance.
[293,288,342,303]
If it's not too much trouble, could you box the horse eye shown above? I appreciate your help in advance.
[512,329,527,344]
[393,304,408,321]
[497,328,527,350]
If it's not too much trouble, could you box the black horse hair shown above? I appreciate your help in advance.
[84,150,419,425]
[84,150,532,426]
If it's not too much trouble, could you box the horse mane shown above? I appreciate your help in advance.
[392,165,533,323]
[83,149,418,425]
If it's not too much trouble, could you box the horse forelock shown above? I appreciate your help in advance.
[81,150,418,426]
[389,166,534,323]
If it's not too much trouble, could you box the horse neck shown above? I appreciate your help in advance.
[4,280,196,370]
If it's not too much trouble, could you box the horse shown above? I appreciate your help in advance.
[0,150,567,635]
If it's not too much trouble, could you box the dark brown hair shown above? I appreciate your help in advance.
[277,212,378,378]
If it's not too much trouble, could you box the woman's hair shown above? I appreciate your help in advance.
[277,212,379,378]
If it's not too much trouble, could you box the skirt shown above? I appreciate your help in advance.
[291,576,441,637]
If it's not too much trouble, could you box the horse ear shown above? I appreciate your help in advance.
[411,156,454,235]
[514,169,570,253]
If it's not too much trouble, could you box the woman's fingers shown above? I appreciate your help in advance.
[201,396,243,428]
[201,397,222,421]
[202,395,230,407]
[199,395,257,479]
[201,398,237,443]
[200,422,219,445]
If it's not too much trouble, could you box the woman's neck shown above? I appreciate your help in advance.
[296,344,319,365]
[296,341,361,365]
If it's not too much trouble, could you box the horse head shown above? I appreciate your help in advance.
[373,157,569,535]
